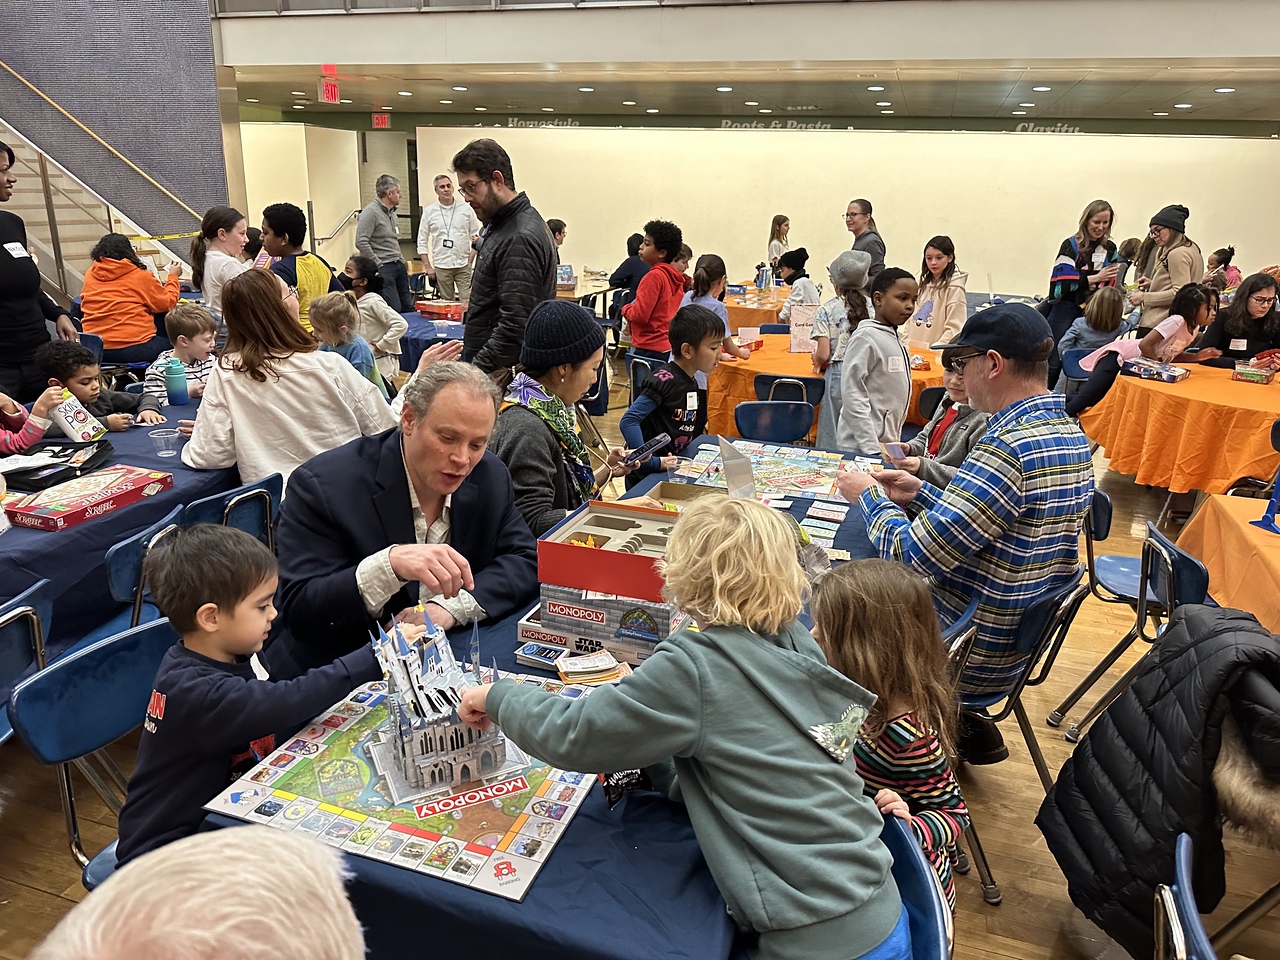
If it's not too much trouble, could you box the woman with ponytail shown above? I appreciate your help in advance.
[845,198,886,279]
[190,206,250,316]
[678,253,749,386]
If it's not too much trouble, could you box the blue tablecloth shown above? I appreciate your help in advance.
[208,604,737,960]
[399,312,465,372]
[627,435,878,562]
[0,400,239,653]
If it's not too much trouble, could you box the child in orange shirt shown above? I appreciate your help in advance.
[80,233,182,363]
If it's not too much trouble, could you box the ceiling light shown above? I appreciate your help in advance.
[880,109,894,115]
[542,107,554,112]
[867,85,885,92]
[1174,103,1193,108]
[439,99,453,104]
[474,106,487,111]
[1215,87,1236,93]
[1032,86,1051,92]
[339,99,352,104]
[452,86,468,92]
[380,106,392,110]
[744,100,759,106]
[292,105,304,110]
[291,91,305,96]
[578,87,594,93]
[875,101,891,107]
[716,86,733,92]
[622,100,636,106]
[245,98,259,103]
[295,99,311,105]
[1153,111,1170,116]
[759,109,772,114]
[398,91,412,97]
[1012,110,1027,115]
[646,108,659,114]
[1019,102,1035,107]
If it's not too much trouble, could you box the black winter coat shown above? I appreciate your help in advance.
[1036,605,1280,960]
[462,192,557,373]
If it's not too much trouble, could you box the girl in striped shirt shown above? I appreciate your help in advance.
[812,559,970,910]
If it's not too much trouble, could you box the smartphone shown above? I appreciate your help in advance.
[623,433,672,466]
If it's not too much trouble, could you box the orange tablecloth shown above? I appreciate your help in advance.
[706,335,944,439]
[724,292,786,334]
[1177,494,1280,631]
[1079,366,1280,495]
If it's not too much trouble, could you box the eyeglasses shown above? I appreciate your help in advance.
[1250,295,1277,306]
[281,285,298,302]
[1149,226,1169,238]
[946,352,985,375]
[458,176,489,197]
[844,212,862,220]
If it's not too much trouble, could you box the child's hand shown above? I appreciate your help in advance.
[887,455,921,475]
[177,419,196,438]
[874,788,911,821]
[189,380,205,398]
[137,409,166,425]
[0,390,20,416]
[105,413,134,431]
[659,455,680,470]
[1194,347,1222,362]
[459,685,493,730]
[31,387,66,419]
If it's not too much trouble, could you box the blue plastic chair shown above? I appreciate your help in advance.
[0,579,53,743]
[734,401,815,444]
[759,323,790,334]
[1153,835,1217,960]
[184,474,283,553]
[1060,348,1092,395]
[753,374,826,406]
[7,618,181,886]
[1059,522,1215,742]
[881,814,952,960]
[124,381,145,395]
[78,332,103,362]
[624,352,656,405]
[103,504,184,632]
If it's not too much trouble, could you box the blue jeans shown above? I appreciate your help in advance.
[378,260,412,312]
[816,359,842,450]
[101,336,170,364]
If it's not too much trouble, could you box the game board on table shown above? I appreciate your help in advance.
[675,440,849,501]
[205,634,595,901]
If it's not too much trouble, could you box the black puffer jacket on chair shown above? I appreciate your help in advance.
[1036,605,1280,960]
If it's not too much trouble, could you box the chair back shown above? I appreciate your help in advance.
[103,505,184,626]
[7,619,180,765]
[881,814,952,960]
[0,580,53,739]
[1061,348,1092,382]
[918,386,947,423]
[942,594,980,666]
[734,401,814,444]
[184,474,283,551]
[1272,416,1280,453]
[124,382,145,395]
[1137,522,1210,641]
[78,333,104,362]
[753,374,826,406]
[759,323,790,334]
[1157,834,1216,960]
[624,352,655,405]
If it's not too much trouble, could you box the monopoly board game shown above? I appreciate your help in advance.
[205,677,595,901]
[677,440,848,501]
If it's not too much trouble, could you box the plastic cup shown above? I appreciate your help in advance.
[148,428,182,458]
[667,457,695,482]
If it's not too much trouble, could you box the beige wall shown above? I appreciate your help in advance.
[417,126,1280,296]
[240,122,361,266]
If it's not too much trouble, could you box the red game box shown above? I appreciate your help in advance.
[4,465,174,531]
[416,301,465,321]
[538,501,674,603]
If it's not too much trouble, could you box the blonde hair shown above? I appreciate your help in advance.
[1083,285,1126,334]
[30,828,364,960]
[811,560,958,758]
[660,497,806,636]
[309,291,360,344]
[163,301,218,342]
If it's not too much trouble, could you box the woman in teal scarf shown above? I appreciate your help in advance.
[489,301,638,536]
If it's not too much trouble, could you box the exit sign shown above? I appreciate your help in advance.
[372,113,392,129]
[318,79,340,104]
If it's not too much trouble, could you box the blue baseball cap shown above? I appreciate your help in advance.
[931,302,1055,361]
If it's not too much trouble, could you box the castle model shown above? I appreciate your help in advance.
[372,620,507,795]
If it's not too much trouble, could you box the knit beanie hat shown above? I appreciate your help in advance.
[520,300,606,370]
[1149,204,1190,234]
[777,247,810,272]
[828,250,872,291]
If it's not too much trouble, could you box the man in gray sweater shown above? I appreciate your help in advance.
[355,174,411,312]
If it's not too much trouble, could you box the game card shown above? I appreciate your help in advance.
[343,819,389,852]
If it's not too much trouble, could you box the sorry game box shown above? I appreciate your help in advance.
[675,440,847,501]
[205,672,595,901]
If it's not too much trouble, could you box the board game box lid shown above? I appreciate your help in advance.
[3,465,174,531]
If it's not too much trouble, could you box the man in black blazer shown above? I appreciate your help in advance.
[267,362,538,676]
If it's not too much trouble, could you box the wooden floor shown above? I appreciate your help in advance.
[2,359,1278,959]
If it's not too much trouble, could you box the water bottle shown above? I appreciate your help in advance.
[165,357,189,406]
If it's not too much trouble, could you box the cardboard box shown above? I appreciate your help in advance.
[415,301,464,321]
[1232,362,1276,385]
[646,482,725,511]
[538,501,674,603]
[536,584,691,660]
[4,465,174,531]
[520,596,691,665]
[1122,358,1190,383]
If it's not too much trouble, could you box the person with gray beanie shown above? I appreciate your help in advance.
[488,300,636,535]
[813,250,872,449]
[1129,204,1203,331]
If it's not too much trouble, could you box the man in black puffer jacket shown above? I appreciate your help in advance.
[1037,605,1280,960]
[452,139,556,375]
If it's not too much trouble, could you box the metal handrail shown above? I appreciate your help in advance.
[308,203,361,254]
[0,57,201,221]
[6,147,112,235]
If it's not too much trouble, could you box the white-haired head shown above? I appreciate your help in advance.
[31,828,365,960]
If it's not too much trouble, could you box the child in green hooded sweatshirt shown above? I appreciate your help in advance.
[460,498,910,960]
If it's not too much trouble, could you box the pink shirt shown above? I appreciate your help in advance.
[1081,315,1197,372]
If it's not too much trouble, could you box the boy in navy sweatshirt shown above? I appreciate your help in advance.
[115,525,382,866]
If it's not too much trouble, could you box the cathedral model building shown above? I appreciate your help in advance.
[372,620,508,795]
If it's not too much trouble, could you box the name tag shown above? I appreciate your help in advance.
[442,239,454,249]
[3,242,31,259]
[887,355,905,373]
[686,392,699,411]
[1229,338,1248,351]
[1092,249,1107,269]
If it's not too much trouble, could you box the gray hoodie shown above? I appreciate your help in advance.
[837,321,912,456]
[487,620,901,960]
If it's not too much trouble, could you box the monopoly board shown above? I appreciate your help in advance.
[205,678,595,901]
[676,440,848,501]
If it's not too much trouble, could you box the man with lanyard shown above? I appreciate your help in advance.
[356,174,412,312]
[416,174,481,303]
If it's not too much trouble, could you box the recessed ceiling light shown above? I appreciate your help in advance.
[245,98,259,103]
[474,106,487,111]
[380,106,392,110]
[578,87,594,92]
[439,99,453,104]
[452,86,468,92]
[339,99,352,104]
[1032,86,1051,92]
[292,105,304,110]
[875,101,891,107]
[622,100,636,106]
[542,107,554,112]
[744,100,759,106]
[398,91,412,97]
[880,109,894,115]
[759,108,772,114]
[1215,87,1236,94]
[295,99,311,105]
[1153,111,1170,116]
[867,85,885,92]
[646,108,660,114]
[1174,103,1193,109]
[1019,102,1035,107]
[716,86,733,92]
[1012,110,1027,115]
[291,91,305,96]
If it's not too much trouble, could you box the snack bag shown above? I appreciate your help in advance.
[49,389,106,442]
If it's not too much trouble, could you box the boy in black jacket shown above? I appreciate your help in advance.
[115,525,382,866]
[35,339,164,434]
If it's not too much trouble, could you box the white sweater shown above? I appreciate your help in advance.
[201,250,250,316]
[182,350,397,485]
[356,292,409,357]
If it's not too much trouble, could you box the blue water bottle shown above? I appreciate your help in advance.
[165,357,189,406]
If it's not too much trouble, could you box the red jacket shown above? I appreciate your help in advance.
[81,259,181,349]
[622,262,685,352]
